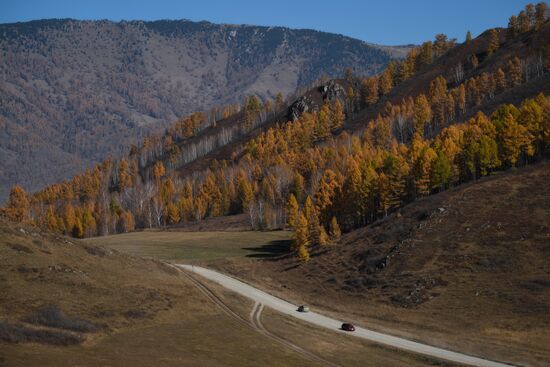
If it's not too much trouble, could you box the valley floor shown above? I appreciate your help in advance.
[1,219,451,366]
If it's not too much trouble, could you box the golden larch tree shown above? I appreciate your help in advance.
[4,185,30,223]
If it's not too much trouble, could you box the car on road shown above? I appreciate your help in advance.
[341,323,355,332]
[297,305,309,312]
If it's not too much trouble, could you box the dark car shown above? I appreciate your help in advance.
[341,323,355,332]
[297,305,310,312]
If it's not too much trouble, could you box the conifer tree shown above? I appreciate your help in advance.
[382,153,408,211]
[535,2,548,30]
[518,11,530,33]
[62,204,76,235]
[411,135,437,196]
[507,57,523,86]
[518,98,545,155]
[465,30,472,43]
[72,218,84,238]
[166,202,180,224]
[330,99,345,130]
[152,161,165,183]
[377,172,392,216]
[507,15,519,39]
[45,206,62,233]
[361,77,379,106]
[314,169,339,223]
[470,54,479,69]
[294,212,310,260]
[285,194,299,229]
[318,225,329,246]
[297,243,310,263]
[290,173,305,202]
[433,34,451,57]
[400,49,417,81]
[456,84,467,115]
[117,159,131,191]
[237,174,254,211]
[304,196,320,244]
[478,135,501,176]
[413,94,432,136]
[487,29,500,56]
[418,41,433,66]
[534,93,550,150]
[120,210,135,232]
[502,112,533,166]
[378,62,394,95]
[430,150,452,191]
[314,105,331,139]
[329,217,341,242]
[495,68,507,91]
[4,185,30,222]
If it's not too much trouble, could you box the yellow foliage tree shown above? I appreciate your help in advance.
[329,216,342,242]
[285,193,299,229]
[294,212,309,251]
[4,185,30,223]
[318,225,329,246]
[166,202,181,225]
[487,29,500,56]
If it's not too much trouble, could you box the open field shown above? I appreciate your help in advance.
[0,220,315,366]
[86,230,291,263]
[2,219,457,366]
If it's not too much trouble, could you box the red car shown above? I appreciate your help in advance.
[341,323,355,332]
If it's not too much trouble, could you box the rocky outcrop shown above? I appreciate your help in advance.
[319,81,345,101]
[287,96,317,121]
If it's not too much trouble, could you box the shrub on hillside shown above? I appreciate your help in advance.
[0,321,83,345]
[23,305,99,333]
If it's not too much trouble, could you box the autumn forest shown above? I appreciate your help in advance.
[3,2,550,263]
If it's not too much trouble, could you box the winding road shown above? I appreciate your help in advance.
[177,264,515,367]
[177,264,339,366]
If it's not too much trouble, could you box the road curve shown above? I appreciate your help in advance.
[250,302,341,367]
[177,264,515,367]
[178,265,338,366]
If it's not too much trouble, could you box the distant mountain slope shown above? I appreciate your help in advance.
[0,18,402,201]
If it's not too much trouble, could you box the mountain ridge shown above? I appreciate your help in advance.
[0,18,405,200]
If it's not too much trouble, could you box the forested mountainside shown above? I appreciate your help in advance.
[0,18,403,201]
[2,4,549,254]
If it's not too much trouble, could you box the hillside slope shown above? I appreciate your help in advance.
[162,20,550,180]
[348,23,550,130]
[214,162,550,367]
[0,219,321,366]
[0,18,401,200]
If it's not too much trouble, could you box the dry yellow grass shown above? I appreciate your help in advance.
[2,219,457,366]
[212,163,550,367]
[0,220,314,366]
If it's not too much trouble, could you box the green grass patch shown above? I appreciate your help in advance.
[86,230,292,263]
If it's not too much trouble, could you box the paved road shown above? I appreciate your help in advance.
[177,264,515,367]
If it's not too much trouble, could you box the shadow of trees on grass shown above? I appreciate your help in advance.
[243,239,292,259]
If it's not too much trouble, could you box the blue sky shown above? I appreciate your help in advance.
[0,0,532,45]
